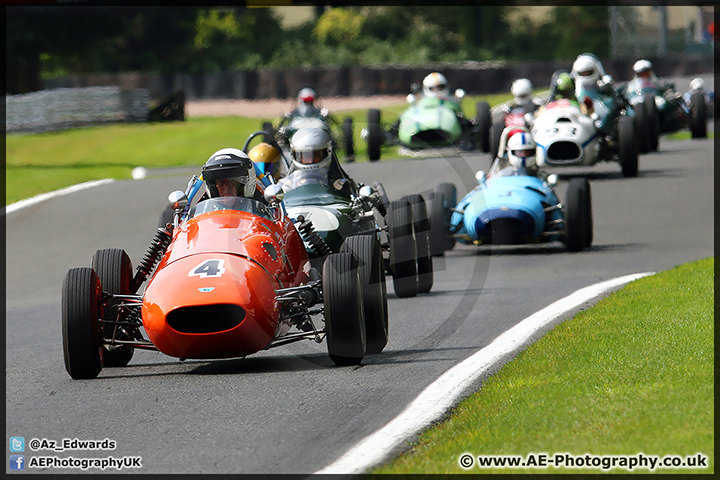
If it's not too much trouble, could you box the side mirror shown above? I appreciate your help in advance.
[475,170,486,183]
[320,108,329,117]
[406,93,416,104]
[601,74,613,86]
[168,190,188,211]
[547,174,558,187]
[264,184,285,204]
[454,88,465,100]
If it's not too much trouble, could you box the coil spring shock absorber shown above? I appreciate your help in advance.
[129,226,172,293]
[296,215,331,257]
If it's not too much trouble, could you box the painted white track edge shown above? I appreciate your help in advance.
[315,272,655,474]
[5,179,115,215]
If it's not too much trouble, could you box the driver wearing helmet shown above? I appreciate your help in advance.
[540,71,593,116]
[489,129,545,179]
[509,78,541,113]
[202,148,270,204]
[423,72,450,99]
[289,87,322,118]
[279,127,357,197]
[627,59,674,98]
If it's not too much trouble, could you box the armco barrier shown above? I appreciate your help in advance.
[6,86,150,134]
[38,55,714,102]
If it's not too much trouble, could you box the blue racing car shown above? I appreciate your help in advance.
[429,128,593,253]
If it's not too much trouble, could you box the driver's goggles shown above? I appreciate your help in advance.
[429,84,446,92]
[294,148,328,165]
[512,149,535,158]
[578,70,595,77]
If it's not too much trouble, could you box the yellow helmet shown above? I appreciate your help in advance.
[248,142,280,164]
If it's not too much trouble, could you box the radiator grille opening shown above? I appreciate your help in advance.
[167,304,246,333]
[547,141,581,161]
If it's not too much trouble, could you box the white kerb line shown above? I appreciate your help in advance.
[315,271,655,475]
[5,179,115,215]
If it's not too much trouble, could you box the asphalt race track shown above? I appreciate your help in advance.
[5,134,714,474]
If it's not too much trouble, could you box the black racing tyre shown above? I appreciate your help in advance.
[343,117,355,161]
[584,179,594,247]
[618,116,638,178]
[323,253,366,365]
[489,120,505,165]
[340,235,388,354]
[372,181,391,215]
[564,178,590,252]
[403,194,433,294]
[429,182,457,256]
[262,121,275,141]
[475,101,491,153]
[387,199,419,298]
[91,248,134,367]
[633,100,649,154]
[62,267,103,379]
[159,205,174,228]
[643,93,660,151]
[367,109,383,161]
[690,92,708,139]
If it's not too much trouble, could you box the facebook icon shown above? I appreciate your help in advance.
[10,455,25,470]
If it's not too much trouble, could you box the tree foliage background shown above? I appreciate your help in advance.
[6,5,611,94]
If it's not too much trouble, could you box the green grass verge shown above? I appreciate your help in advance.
[4,93,511,205]
[372,256,714,474]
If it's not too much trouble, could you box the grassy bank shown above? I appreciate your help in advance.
[4,93,509,205]
[372,257,714,474]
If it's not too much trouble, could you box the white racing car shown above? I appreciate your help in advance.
[530,97,638,178]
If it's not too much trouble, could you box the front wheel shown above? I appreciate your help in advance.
[564,178,592,252]
[343,117,355,161]
[617,116,638,177]
[62,267,104,379]
[690,92,708,139]
[323,253,366,365]
[367,109,383,161]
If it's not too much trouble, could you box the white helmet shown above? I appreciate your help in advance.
[506,131,537,169]
[571,54,604,91]
[202,148,256,198]
[290,127,333,170]
[690,77,705,92]
[422,72,449,98]
[298,87,317,105]
[511,78,533,106]
[632,59,653,78]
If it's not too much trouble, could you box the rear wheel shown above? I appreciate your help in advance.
[343,117,355,161]
[62,267,103,379]
[618,116,638,177]
[690,92,708,139]
[564,178,591,252]
[429,182,457,256]
[323,253,366,365]
[475,101,491,153]
[403,194,433,294]
[489,120,505,165]
[262,121,275,141]
[387,199,419,298]
[92,249,134,367]
[340,235,388,354]
[367,109,383,161]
